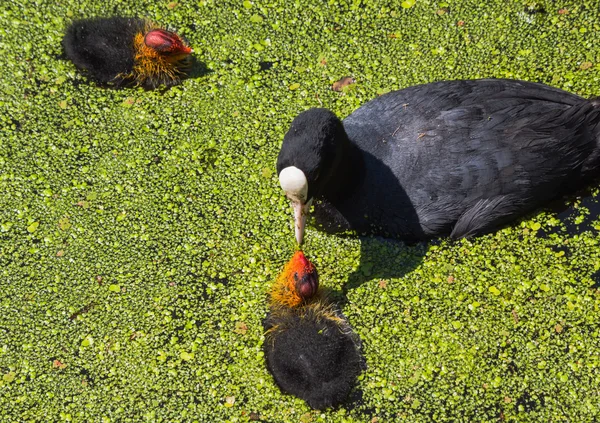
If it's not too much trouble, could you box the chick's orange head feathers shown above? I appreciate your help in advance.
[144,29,193,57]
[271,251,319,308]
[290,251,318,299]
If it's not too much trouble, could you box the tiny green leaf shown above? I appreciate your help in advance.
[58,217,71,230]
[180,351,194,361]
[3,371,16,383]
[489,286,501,296]
[27,221,40,233]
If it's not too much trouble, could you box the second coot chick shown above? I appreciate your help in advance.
[263,251,365,410]
[63,17,193,89]
[277,79,600,244]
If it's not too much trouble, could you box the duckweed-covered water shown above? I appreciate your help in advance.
[0,1,599,421]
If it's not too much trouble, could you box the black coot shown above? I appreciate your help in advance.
[277,79,600,243]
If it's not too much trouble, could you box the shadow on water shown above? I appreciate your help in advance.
[187,56,212,79]
[341,237,427,297]
[325,236,427,412]
[591,269,600,290]
[539,186,600,237]
[316,176,597,412]
[309,148,431,304]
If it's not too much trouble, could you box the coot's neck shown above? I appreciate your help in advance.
[320,136,364,204]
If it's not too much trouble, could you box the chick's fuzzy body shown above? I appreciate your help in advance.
[263,252,364,410]
[263,301,364,410]
[63,17,191,89]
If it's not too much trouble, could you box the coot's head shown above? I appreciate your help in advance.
[277,108,348,244]
[144,29,193,61]
[270,250,319,308]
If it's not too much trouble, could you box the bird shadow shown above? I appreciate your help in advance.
[331,182,600,306]
[188,56,212,79]
[536,184,600,238]
[322,236,428,412]
[329,237,428,307]
[309,146,431,304]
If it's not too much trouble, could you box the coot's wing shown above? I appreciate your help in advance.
[343,79,593,238]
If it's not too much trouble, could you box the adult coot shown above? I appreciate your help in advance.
[263,251,364,409]
[63,17,193,89]
[277,79,600,244]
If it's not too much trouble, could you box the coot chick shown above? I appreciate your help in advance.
[277,79,600,244]
[63,17,192,89]
[263,251,364,410]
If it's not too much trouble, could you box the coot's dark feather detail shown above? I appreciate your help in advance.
[277,79,600,242]
[263,252,364,410]
[62,17,192,89]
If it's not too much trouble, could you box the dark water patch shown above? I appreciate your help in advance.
[590,269,600,290]
[516,390,545,413]
[78,366,95,387]
[550,245,571,258]
[9,118,21,131]
[259,61,275,71]
[556,194,600,235]
[538,188,600,237]
[524,4,546,14]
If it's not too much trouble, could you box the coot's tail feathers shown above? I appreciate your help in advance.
[589,96,600,107]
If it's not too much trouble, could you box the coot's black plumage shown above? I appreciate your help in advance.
[277,79,600,243]
[63,17,192,89]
